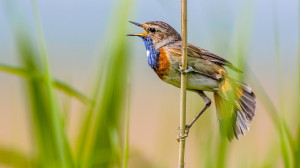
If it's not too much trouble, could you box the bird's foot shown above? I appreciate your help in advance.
[178,63,194,74]
[176,125,191,142]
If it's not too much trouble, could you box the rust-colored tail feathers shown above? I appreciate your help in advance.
[214,78,256,141]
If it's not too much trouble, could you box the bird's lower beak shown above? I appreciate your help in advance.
[127,21,148,37]
[126,33,147,37]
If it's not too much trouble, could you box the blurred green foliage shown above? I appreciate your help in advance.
[0,0,134,167]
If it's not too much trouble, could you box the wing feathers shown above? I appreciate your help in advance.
[163,41,242,72]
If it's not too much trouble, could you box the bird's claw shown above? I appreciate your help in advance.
[176,125,191,142]
[178,64,193,74]
[177,134,187,142]
[185,125,190,135]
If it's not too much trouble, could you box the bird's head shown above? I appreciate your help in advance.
[127,21,181,49]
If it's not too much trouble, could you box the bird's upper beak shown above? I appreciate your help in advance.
[127,21,148,37]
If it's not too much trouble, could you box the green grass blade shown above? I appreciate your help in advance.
[77,0,135,167]
[295,125,300,167]
[29,1,73,166]
[122,82,131,168]
[0,63,91,104]
[249,74,293,168]
[54,80,91,105]
[15,32,60,167]
[75,50,108,166]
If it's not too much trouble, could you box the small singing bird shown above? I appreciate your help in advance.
[128,21,256,140]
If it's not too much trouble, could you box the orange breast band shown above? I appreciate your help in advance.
[156,48,170,79]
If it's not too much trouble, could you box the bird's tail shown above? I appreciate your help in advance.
[214,77,256,141]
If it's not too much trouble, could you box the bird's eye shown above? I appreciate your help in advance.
[149,27,156,33]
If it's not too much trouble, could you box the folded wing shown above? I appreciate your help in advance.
[163,41,242,73]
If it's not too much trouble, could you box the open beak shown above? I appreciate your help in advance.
[127,21,148,37]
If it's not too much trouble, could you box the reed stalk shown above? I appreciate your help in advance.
[178,0,188,167]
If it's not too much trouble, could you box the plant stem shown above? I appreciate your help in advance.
[122,81,131,168]
[178,0,188,167]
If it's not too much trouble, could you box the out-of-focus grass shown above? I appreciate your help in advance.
[246,0,298,167]
[271,2,292,167]
[122,82,131,168]
[1,0,134,167]
[32,0,74,166]
[230,0,300,167]
[0,63,91,104]
[75,0,134,167]
[250,74,293,167]
[15,30,72,167]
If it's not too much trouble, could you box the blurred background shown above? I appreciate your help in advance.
[0,0,299,167]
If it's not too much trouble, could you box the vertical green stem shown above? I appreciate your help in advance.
[31,1,72,167]
[178,0,188,167]
[122,81,131,168]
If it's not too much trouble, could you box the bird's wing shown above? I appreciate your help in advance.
[164,42,225,80]
[165,41,242,73]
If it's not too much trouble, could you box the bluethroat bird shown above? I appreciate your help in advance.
[128,21,256,141]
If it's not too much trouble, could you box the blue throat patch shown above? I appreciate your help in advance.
[141,36,159,70]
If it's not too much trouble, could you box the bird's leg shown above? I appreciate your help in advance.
[177,91,211,141]
[185,91,211,136]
